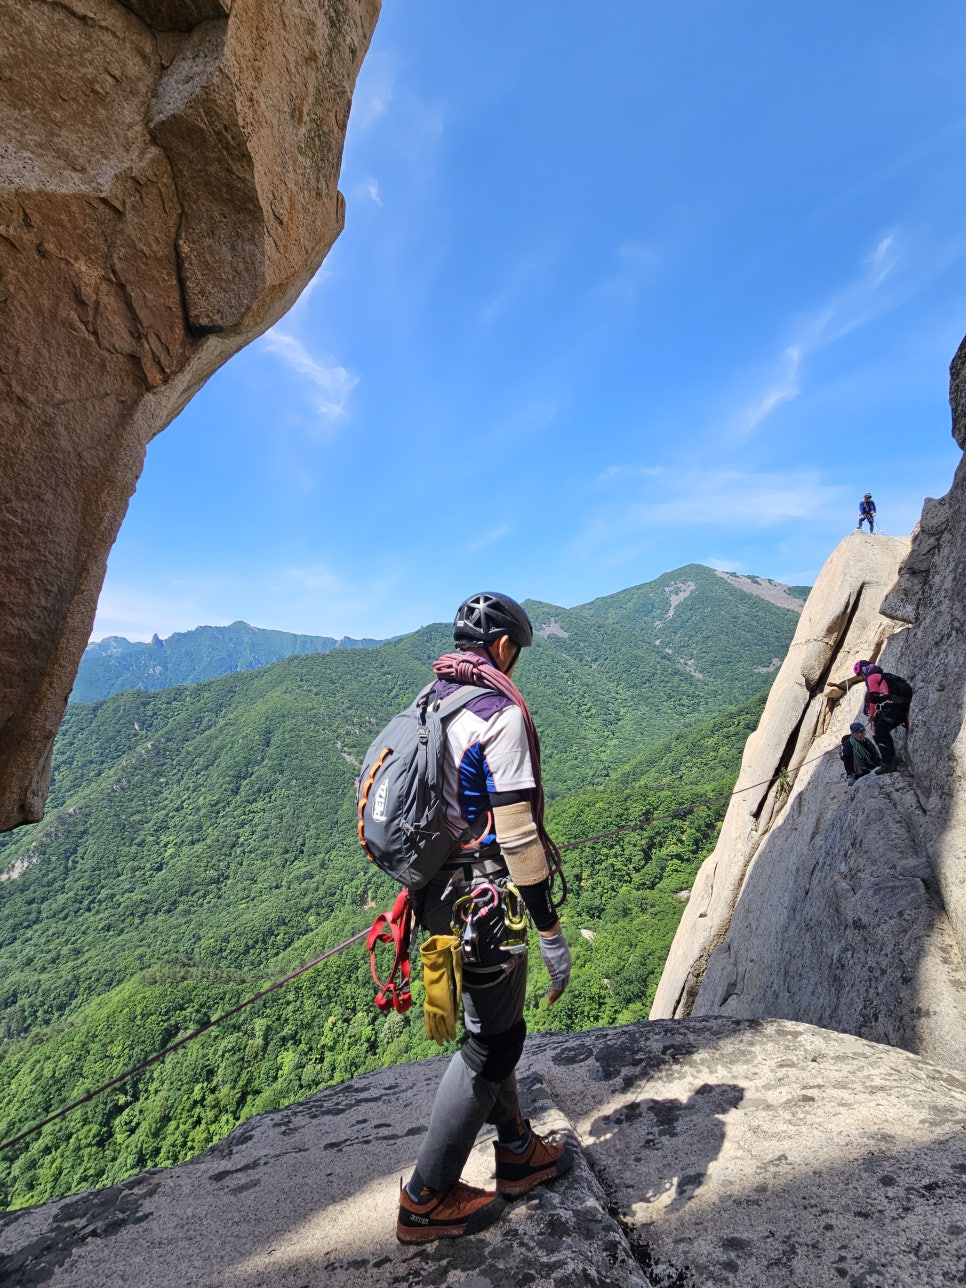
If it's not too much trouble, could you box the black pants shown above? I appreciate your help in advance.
[412,865,527,1190]
[872,707,906,762]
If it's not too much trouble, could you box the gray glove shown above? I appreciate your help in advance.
[538,929,572,995]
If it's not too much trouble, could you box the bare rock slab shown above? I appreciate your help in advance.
[4,1019,966,1287]
[543,1020,966,1288]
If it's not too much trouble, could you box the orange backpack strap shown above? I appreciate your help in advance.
[367,889,414,1013]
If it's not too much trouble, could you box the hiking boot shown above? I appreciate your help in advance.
[493,1124,573,1198]
[396,1179,505,1243]
[875,761,897,776]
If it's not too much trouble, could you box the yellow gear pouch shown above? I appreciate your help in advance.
[420,934,463,1044]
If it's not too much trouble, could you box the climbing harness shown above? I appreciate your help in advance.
[449,878,528,964]
[367,888,414,1013]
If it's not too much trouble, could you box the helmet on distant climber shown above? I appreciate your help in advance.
[854,660,870,676]
[454,593,534,650]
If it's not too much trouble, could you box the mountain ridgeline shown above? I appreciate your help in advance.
[73,621,386,703]
[0,566,804,1210]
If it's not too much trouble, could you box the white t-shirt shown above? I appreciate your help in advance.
[434,684,536,843]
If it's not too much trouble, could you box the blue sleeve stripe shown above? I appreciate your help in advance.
[457,742,498,844]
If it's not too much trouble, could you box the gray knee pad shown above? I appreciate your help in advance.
[461,1017,527,1084]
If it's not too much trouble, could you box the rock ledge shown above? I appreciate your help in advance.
[3,1018,966,1287]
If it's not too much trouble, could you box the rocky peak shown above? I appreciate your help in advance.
[652,339,966,1073]
[713,570,806,614]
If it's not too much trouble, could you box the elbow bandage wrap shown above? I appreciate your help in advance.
[493,801,549,887]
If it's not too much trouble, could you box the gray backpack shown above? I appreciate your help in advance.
[356,682,487,889]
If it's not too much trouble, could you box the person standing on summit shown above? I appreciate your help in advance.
[396,592,573,1244]
[857,493,876,533]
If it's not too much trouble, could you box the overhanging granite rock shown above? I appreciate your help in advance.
[0,0,380,830]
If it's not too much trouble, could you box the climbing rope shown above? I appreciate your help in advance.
[0,927,369,1155]
[558,748,832,852]
[0,744,837,1156]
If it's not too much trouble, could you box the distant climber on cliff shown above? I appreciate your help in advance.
[857,493,876,533]
[840,721,882,784]
[853,661,913,775]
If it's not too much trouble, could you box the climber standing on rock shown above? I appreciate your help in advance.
[857,493,876,533]
[853,661,913,775]
[395,592,573,1243]
[840,721,882,784]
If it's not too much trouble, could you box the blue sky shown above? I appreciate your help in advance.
[93,2,966,642]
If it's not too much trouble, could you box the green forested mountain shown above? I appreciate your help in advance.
[73,565,802,710]
[0,567,800,1210]
[72,621,385,703]
[516,565,801,788]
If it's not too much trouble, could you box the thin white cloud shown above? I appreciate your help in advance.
[590,239,661,312]
[463,524,511,554]
[273,564,408,638]
[486,396,560,445]
[703,555,753,575]
[617,240,658,270]
[643,468,845,526]
[597,464,665,484]
[93,563,412,645]
[91,583,219,642]
[261,329,358,421]
[352,54,394,130]
[284,564,346,592]
[476,238,566,328]
[364,177,383,206]
[359,90,392,128]
[729,230,902,439]
[743,345,802,433]
[575,468,850,568]
[297,267,329,304]
[867,233,897,286]
[797,228,900,350]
